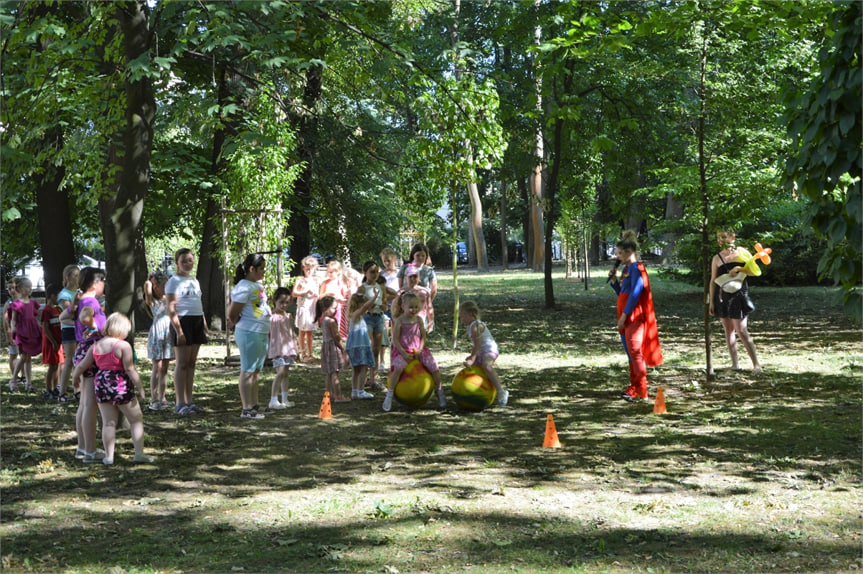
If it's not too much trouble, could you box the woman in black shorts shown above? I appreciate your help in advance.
[709,229,762,373]
[165,248,209,415]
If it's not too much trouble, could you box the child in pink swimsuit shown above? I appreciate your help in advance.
[73,313,152,465]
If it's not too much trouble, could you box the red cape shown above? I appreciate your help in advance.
[616,262,663,367]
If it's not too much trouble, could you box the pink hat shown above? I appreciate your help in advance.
[405,264,419,277]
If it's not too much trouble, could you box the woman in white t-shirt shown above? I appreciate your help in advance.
[165,248,209,416]
[227,253,272,420]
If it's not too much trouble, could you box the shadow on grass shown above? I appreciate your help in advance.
[2,274,860,573]
[1,501,860,572]
[2,361,858,503]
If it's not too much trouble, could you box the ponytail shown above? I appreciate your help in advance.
[315,295,335,323]
[233,253,266,285]
[72,266,105,312]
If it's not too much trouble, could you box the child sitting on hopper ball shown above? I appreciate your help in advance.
[458,300,508,406]
[382,292,444,412]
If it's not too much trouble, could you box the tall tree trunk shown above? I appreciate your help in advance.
[519,176,531,265]
[698,33,715,381]
[500,179,508,270]
[197,66,232,329]
[452,0,488,273]
[29,3,75,290]
[466,177,488,271]
[663,192,684,264]
[450,180,460,350]
[530,2,546,272]
[34,127,74,289]
[102,0,154,333]
[286,64,323,276]
[543,113,565,309]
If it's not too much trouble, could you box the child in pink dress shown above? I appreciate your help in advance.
[316,296,348,403]
[268,287,298,409]
[9,278,42,392]
[399,265,432,332]
[382,292,444,412]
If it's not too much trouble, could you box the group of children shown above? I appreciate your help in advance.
[2,245,509,463]
[222,244,508,418]
[305,244,508,412]
[3,267,79,400]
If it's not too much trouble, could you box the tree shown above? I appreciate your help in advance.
[785,1,862,321]
[0,1,85,286]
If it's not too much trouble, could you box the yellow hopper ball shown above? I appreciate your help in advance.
[451,366,497,411]
[394,359,435,408]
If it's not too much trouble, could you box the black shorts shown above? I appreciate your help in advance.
[170,315,208,346]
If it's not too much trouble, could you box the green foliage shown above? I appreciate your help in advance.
[410,74,507,238]
[784,1,862,320]
[667,197,830,288]
[220,94,302,287]
[0,1,124,267]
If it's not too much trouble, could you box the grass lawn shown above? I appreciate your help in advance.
[1,266,861,573]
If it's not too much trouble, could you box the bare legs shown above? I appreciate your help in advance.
[99,399,147,463]
[298,330,315,361]
[60,340,76,393]
[270,366,291,407]
[150,358,171,406]
[238,370,260,410]
[326,371,344,401]
[365,331,381,386]
[76,376,98,455]
[173,344,200,407]
[720,316,761,372]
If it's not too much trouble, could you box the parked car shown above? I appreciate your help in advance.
[456,242,468,264]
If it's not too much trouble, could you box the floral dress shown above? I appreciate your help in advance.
[147,299,174,361]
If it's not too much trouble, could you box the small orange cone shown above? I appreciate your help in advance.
[543,414,562,448]
[653,386,667,414]
[319,392,333,419]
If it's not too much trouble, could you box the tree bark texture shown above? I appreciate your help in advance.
[286,64,323,276]
[99,0,154,335]
[34,127,74,289]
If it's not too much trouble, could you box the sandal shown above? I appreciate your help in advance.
[58,393,72,403]
[333,395,351,403]
[241,408,265,420]
[82,449,106,463]
[75,447,87,460]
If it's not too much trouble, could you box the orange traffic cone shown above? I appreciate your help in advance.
[653,386,667,414]
[543,414,562,448]
[319,392,333,419]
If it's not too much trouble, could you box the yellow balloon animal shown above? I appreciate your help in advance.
[734,243,772,277]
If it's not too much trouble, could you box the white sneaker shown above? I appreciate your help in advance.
[382,391,393,412]
[437,389,447,408]
[282,400,295,408]
[356,390,375,400]
[497,389,509,406]
[268,400,286,410]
